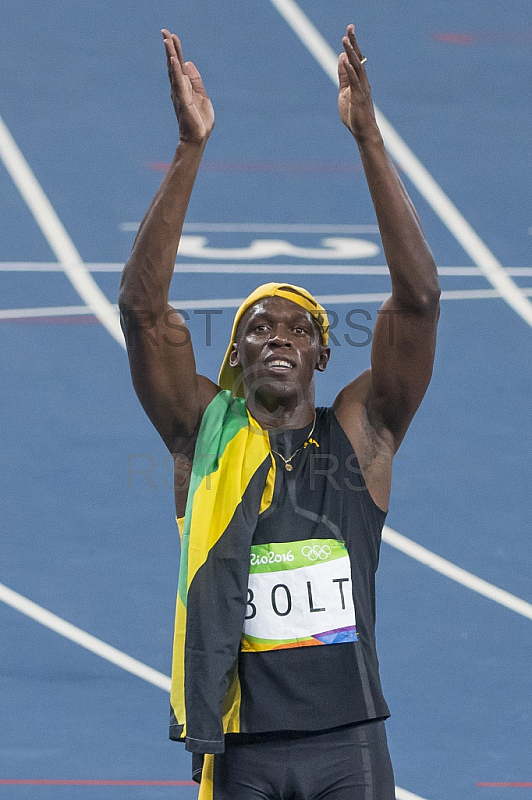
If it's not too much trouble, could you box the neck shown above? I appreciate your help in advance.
[246,394,315,430]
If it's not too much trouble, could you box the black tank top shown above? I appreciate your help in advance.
[236,407,390,733]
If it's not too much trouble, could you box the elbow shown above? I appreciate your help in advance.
[118,288,136,314]
[417,285,441,314]
[118,282,167,318]
[118,268,145,312]
[117,288,129,313]
[118,291,157,337]
[391,252,441,314]
[408,257,441,314]
[118,253,169,316]
[117,291,141,324]
[395,283,441,316]
[422,256,441,306]
[117,297,140,339]
[118,269,136,313]
[416,255,441,311]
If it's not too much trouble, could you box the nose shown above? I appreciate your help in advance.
[268,326,292,347]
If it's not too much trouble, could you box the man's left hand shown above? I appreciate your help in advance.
[338,25,379,143]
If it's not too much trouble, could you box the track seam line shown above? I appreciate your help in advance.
[0,780,196,787]
[266,0,532,329]
[0,115,124,347]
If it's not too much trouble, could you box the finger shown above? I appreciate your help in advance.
[183,61,207,96]
[162,29,176,57]
[346,23,365,62]
[163,40,190,97]
[342,34,364,78]
[163,40,180,83]
[338,53,350,90]
[163,36,176,63]
[342,36,359,71]
[341,48,360,87]
[162,31,178,71]
[172,33,186,68]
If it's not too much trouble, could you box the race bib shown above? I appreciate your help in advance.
[241,538,357,651]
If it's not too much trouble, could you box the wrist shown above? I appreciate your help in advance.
[177,138,208,153]
[351,125,383,151]
[168,139,208,170]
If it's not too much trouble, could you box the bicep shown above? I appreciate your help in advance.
[367,294,440,447]
[120,304,219,451]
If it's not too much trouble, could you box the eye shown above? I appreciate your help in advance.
[254,324,269,332]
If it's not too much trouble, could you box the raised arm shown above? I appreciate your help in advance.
[119,31,219,452]
[334,25,440,461]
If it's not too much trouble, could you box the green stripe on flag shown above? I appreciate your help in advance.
[178,392,249,605]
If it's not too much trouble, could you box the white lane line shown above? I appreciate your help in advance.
[2,262,532,277]
[0,115,124,347]
[4,526,531,800]
[395,790,428,800]
[3,288,532,320]
[2,261,532,276]
[383,527,532,621]
[0,582,432,800]
[0,305,95,320]
[507,268,532,276]
[316,288,532,304]
[0,261,480,275]
[0,582,171,692]
[120,222,381,234]
[266,0,532,329]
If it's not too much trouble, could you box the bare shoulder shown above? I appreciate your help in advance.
[197,374,222,413]
[333,369,395,513]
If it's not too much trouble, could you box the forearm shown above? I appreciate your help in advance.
[356,130,440,310]
[119,139,206,313]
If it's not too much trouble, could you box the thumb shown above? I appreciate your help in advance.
[184,61,201,78]
[338,53,349,89]
[184,61,207,94]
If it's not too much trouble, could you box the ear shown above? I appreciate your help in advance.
[316,346,331,372]
[228,342,239,367]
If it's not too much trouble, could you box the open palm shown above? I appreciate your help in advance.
[162,30,215,144]
[337,25,376,140]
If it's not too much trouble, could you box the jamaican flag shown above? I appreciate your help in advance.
[169,390,275,753]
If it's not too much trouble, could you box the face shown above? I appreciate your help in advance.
[229,296,330,406]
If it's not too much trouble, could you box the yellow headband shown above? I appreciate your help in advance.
[218,282,329,397]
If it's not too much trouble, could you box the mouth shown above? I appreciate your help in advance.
[263,358,295,372]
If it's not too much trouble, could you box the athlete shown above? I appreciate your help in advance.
[119,24,440,800]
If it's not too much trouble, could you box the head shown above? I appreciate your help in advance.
[218,284,331,416]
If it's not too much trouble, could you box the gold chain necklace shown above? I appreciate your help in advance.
[270,413,317,472]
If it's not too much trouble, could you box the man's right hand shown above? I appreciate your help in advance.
[162,30,215,144]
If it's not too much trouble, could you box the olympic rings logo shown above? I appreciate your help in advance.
[301,544,332,561]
